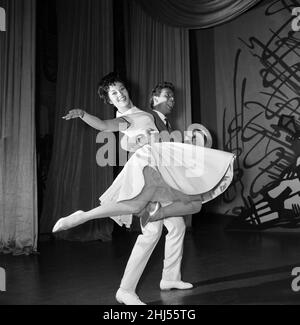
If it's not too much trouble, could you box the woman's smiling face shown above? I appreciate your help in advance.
[108,82,131,109]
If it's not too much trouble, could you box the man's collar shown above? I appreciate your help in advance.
[153,109,166,122]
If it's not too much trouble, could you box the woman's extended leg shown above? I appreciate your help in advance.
[52,185,158,232]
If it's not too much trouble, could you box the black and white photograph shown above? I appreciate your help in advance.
[1,0,300,313]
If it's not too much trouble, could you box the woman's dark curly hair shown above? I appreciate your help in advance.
[97,72,130,104]
[149,82,175,109]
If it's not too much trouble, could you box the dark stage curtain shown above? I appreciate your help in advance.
[39,0,114,241]
[123,0,193,226]
[0,0,38,255]
[137,0,262,28]
[124,0,191,133]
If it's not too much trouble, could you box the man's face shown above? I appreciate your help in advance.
[153,87,175,115]
[108,82,131,109]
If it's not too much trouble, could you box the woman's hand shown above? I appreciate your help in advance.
[62,109,85,120]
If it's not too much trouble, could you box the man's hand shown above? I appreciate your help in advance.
[136,129,158,147]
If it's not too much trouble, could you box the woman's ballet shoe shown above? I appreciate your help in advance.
[140,202,161,228]
[52,210,84,233]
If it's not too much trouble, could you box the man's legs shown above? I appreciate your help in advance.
[160,217,193,290]
[116,220,164,304]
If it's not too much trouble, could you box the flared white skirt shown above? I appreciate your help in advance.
[99,142,235,227]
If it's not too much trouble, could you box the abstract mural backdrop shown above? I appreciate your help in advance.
[212,0,300,230]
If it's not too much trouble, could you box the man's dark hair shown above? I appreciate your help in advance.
[97,72,130,104]
[150,82,175,109]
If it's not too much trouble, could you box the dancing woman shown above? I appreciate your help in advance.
[53,73,235,233]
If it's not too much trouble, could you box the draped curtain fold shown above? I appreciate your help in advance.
[0,0,37,255]
[39,0,114,241]
[0,2,9,139]
[137,0,262,28]
[124,0,191,133]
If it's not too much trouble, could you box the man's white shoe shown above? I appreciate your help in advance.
[115,288,146,305]
[160,280,193,291]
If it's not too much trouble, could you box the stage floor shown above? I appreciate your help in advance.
[1,222,300,305]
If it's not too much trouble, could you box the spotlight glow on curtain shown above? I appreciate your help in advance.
[137,0,262,28]
[0,0,37,255]
[124,0,191,133]
[124,0,192,226]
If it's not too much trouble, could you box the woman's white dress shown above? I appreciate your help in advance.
[99,107,235,227]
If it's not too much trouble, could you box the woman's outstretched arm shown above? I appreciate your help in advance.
[62,109,129,132]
